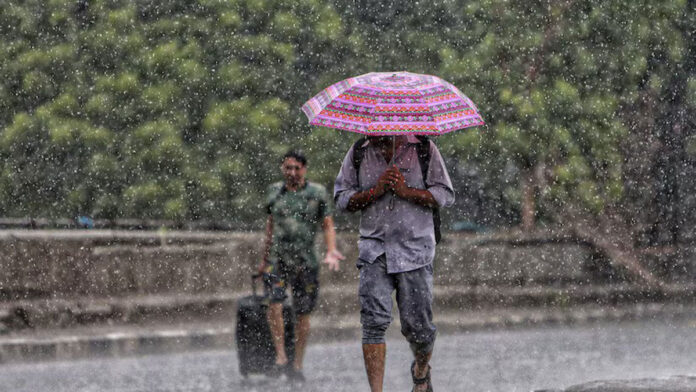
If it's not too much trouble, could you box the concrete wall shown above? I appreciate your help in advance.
[0,230,606,301]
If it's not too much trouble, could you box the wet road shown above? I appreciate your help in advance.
[1,318,695,392]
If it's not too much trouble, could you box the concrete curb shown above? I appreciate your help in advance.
[535,376,696,392]
[3,283,696,330]
[1,302,695,364]
[0,326,235,363]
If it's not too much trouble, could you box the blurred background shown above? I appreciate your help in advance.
[1,0,694,237]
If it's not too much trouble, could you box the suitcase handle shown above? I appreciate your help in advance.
[251,273,261,296]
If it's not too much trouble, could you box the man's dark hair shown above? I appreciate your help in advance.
[282,150,307,166]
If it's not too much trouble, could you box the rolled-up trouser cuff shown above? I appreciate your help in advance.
[362,323,389,344]
[407,330,436,355]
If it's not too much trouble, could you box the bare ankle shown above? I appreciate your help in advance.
[275,354,288,365]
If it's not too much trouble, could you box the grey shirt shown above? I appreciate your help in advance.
[334,135,455,273]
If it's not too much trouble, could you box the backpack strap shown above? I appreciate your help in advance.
[351,137,368,186]
[415,136,431,182]
[415,136,442,244]
[265,184,287,214]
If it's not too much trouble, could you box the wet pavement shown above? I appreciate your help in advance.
[1,318,695,392]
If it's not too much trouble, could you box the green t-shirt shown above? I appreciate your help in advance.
[265,181,333,268]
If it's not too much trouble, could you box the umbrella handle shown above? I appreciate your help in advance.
[388,135,397,210]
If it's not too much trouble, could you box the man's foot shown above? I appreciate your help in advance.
[286,367,306,384]
[410,361,433,392]
[268,361,289,378]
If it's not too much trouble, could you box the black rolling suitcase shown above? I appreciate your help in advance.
[236,274,295,377]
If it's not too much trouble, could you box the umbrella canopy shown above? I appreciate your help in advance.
[302,71,484,136]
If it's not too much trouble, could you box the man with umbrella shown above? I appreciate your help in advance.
[334,135,454,392]
[303,72,483,392]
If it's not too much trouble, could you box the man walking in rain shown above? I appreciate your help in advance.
[258,149,345,383]
[334,135,454,392]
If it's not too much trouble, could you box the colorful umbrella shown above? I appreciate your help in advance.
[301,71,484,136]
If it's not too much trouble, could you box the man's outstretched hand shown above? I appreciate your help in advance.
[323,249,345,271]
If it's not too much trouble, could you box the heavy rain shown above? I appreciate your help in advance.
[0,1,695,391]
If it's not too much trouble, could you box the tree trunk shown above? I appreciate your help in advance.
[568,213,663,287]
[520,167,536,231]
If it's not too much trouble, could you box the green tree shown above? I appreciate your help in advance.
[433,1,688,232]
[0,0,347,226]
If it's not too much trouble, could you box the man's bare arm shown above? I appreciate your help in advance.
[394,187,438,209]
[346,169,393,212]
[321,216,344,271]
[322,216,338,253]
[346,187,385,212]
[388,166,438,209]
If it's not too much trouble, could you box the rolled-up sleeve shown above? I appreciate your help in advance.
[426,142,455,208]
[334,147,360,212]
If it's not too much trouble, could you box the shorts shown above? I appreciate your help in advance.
[263,260,320,315]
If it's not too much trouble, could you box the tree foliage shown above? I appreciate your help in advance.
[0,0,693,234]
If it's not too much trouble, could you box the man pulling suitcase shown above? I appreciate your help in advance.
[254,149,344,383]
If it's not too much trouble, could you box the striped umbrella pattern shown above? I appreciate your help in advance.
[302,72,485,136]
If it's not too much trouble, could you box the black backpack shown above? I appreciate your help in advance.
[351,136,442,244]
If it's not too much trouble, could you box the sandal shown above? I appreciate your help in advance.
[286,367,306,384]
[410,360,433,392]
[268,362,289,378]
